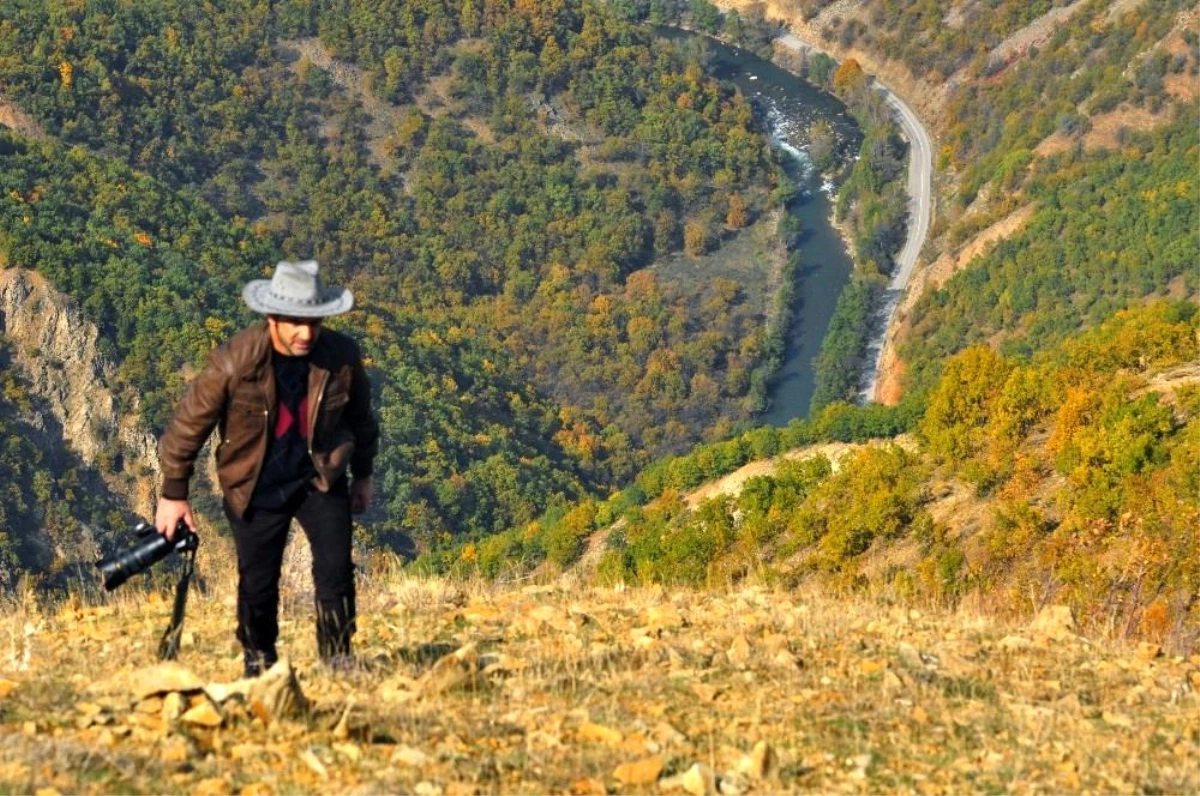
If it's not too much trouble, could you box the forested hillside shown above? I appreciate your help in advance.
[903,118,1196,392]
[1,0,1196,589]
[411,0,1200,648]
[761,0,1198,397]
[0,0,800,558]
[424,302,1199,648]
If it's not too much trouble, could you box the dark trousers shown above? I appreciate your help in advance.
[224,481,356,662]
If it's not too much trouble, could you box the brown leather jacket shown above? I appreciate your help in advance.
[159,322,380,518]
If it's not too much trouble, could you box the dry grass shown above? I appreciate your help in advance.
[0,555,1197,795]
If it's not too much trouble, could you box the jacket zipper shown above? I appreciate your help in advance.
[308,367,330,463]
[244,369,273,508]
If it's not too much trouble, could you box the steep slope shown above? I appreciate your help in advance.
[0,268,158,515]
[599,303,1200,648]
[718,0,1198,404]
[0,572,1195,794]
[0,268,159,584]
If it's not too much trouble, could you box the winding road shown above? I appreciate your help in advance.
[774,34,934,402]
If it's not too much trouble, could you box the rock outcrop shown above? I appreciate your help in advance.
[0,93,46,140]
[0,267,158,518]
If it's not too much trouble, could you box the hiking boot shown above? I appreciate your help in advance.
[243,649,278,678]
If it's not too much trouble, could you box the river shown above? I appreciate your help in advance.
[657,29,862,424]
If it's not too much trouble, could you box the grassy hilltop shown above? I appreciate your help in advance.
[0,558,1197,795]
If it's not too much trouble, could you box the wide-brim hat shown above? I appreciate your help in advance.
[242,260,353,318]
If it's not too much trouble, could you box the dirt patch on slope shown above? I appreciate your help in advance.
[1136,362,1200,405]
[0,94,46,140]
[926,205,1035,295]
[685,435,916,508]
[1106,0,1150,21]
[1159,7,1200,103]
[281,38,412,166]
[985,0,1090,75]
[872,205,1035,405]
[1034,130,1078,158]
[1084,103,1176,149]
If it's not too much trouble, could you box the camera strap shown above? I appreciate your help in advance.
[157,545,197,661]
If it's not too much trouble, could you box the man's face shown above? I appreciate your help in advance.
[267,315,323,356]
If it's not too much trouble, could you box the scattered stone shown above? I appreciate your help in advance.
[445,783,480,796]
[334,742,361,762]
[420,644,484,695]
[691,683,721,702]
[568,776,607,795]
[132,662,205,699]
[645,604,687,631]
[238,783,274,796]
[1136,642,1162,660]
[578,722,624,745]
[159,737,191,763]
[129,710,169,739]
[1029,605,1076,641]
[736,741,775,780]
[180,698,224,728]
[413,782,442,796]
[247,658,307,721]
[391,745,431,767]
[681,762,718,796]
[193,777,233,796]
[613,755,663,786]
[161,692,186,724]
[728,635,752,668]
[137,696,165,715]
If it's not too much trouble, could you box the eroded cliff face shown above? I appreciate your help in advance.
[0,267,158,519]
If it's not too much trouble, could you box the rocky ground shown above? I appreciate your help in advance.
[0,563,1197,795]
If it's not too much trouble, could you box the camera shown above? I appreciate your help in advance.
[96,520,199,591]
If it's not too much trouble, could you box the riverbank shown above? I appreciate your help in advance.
[713,0,937,406]
[656,25,861,423]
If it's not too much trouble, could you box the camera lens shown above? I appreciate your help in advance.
[96,530,176,591]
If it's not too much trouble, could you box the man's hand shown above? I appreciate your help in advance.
[350,477,372,515]
[155,498,195,540]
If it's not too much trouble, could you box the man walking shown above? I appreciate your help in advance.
[155,260,379,676]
